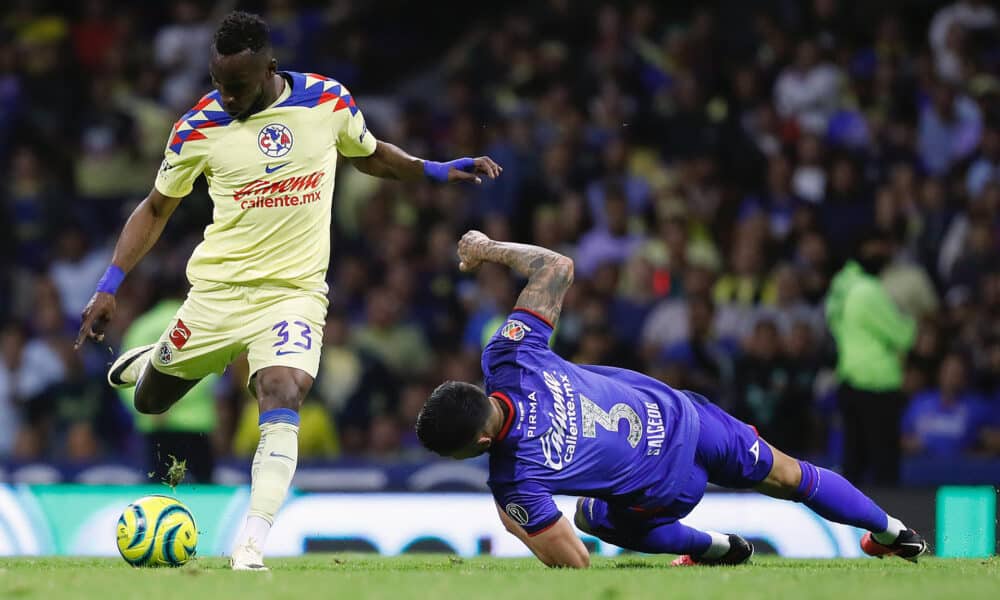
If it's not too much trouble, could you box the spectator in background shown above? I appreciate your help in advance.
[48,226,111,322]
[731,319,813,454]
[0,325,29,457]
[657,294,736,400]
[353,287,433,378]
[0,320,66,458]
[117,276,218,482]
[826,231,916,484]
[902,353,996,457]
[947,216,996,293]
[154,0,215,110]
[741,154,801,242]
[918,81,982,177]
[314,311,397,455]
[773,38,842,135]
[929,0,998,83]
[880,227,940,320]
[575,183,644,278]
[967,126,999,198]
[7,146,60,274]
[757,262,825,339]
[640,262,716,360]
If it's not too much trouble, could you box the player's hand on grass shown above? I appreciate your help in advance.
[458,230,492,272]
[75,292,116,350]
[448,156,503,184]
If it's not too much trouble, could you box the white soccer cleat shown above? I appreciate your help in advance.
[230,538,269,571]
[107,344,155,389]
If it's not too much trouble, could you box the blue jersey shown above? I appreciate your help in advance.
[483,309,700,535]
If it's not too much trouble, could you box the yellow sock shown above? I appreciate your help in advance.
[235,412,299,550]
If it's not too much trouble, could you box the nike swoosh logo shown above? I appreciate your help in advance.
[269,451,295,461]
[275,350,303,356]
[265,162,291,174]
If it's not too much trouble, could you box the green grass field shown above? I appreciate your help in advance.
[1,555,998,600]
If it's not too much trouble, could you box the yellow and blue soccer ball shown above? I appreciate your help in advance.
[116,495,198,567]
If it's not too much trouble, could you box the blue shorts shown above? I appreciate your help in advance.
[583,392,774,535]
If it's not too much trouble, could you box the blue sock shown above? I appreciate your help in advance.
[795,461,889,533]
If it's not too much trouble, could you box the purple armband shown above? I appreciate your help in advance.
[96,265,125,295]
[423,157,475,182]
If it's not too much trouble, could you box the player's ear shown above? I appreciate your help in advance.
[476,435,492,450]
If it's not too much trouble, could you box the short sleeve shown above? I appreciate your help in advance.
[485,309,554,351]
[154,128,209,198]
[482,309,556,381]
[490,479,562,536]
[336,88,377,158]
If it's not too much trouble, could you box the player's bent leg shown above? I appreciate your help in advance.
[133,361,201,415]
[573,498,751,566]
[231,365,313,572]
[754,442,927,562]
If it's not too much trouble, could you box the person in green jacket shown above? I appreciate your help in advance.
[118,277,219,482]
[826,231,916,485]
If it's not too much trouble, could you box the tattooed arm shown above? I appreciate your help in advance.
[457,230,574,327]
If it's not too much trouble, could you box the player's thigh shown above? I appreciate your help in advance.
[243,288,326,402]
[691,395,774,489]
[134,361,201,414]
[149,285,246,382]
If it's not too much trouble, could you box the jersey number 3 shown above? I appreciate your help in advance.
[580,394,643,448]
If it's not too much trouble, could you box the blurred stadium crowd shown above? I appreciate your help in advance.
[2,0,1000,483]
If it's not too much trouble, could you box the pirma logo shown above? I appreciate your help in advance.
[505,503,529,526]
[258,123,294,158]
[169,319,192,349]
[501,320,531,342]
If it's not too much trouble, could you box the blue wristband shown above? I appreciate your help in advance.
[96,265,125,295]
[424,157,475,182]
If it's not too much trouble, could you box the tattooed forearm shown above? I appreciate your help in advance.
[479,241,574,326]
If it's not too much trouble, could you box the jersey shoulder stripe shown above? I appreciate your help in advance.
[276,71,359,115]
[169,90,233,155]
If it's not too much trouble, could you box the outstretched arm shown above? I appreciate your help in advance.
[350,140,502,184]
[458,230,574,327]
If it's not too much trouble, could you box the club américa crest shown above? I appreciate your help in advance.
[258,123,293,158]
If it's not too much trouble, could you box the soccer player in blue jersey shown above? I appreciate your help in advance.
[416,231,927,568]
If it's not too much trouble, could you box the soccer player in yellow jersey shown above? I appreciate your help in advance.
[74,12,501,571]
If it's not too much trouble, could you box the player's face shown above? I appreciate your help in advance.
[210,49,275,120]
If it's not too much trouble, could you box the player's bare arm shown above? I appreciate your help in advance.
[457,230,574,327]
[350,140,502,184]
[75,188,183,349]
[495,504,589,569]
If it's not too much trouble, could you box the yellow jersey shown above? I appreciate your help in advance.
[155,71,377,293]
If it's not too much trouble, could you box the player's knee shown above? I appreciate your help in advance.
[256,371,307,411]
[573,498,595,535]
